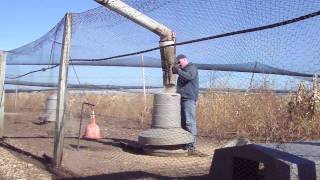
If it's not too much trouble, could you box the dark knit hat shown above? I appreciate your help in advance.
[176,54,187,62]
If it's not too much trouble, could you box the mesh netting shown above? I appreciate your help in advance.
[3,1,320,178]
[5,0,320,90]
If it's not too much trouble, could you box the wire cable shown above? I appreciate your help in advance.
[70,63,90,103]
[71,10,320,62]
[5,65,59,79]
[7,10,320,80]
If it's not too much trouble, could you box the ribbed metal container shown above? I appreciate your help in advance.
[139,92,193,148]
[44,93,57,122]
[139,128,193,146]
[151,93,181,128]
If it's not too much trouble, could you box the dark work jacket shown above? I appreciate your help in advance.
[177,63,199,101]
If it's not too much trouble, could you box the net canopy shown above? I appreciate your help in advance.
[5,0,320,91]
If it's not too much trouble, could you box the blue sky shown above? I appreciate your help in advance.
[0,1,166,89]
[0,0,99,51]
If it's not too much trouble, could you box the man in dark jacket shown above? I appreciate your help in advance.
[172,54,199,152]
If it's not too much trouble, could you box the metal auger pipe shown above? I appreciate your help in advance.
[95,0,172,38]
[95,0,176,89]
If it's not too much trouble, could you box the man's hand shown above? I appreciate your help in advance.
[172,64,181,74]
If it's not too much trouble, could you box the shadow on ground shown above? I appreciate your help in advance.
[0,139,78,179]
[59,171,210,180]
[1,137,212,179]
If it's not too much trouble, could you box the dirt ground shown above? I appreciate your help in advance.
[1,112,225,179]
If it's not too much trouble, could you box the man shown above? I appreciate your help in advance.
[172,54,199,152]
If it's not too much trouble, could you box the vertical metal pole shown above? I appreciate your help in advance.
[77,103,85,151]
[140,54,147,125]
[247,62,258,92]
[0,51,6,138]
[53,13,72,167]
[141,54,146,107]
[312,73,320,115]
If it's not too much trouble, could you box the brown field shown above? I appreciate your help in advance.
[3,90,224,179]
[5,87,320,142]
[2,86,320,179]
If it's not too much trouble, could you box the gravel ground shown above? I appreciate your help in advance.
[0,146,52,180]
[1,113,225,179]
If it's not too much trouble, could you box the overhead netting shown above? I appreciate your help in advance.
[5,0,320,90]
[4,1,320,178]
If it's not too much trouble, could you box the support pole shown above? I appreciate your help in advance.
[0,51,6,138]
[140,54,147,126]
[141,54,147,107]
[95,0,176,90]
[53,13,72,167]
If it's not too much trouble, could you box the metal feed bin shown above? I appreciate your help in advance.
[138,93,193,155]
[39,93,57,122]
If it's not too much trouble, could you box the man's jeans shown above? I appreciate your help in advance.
[181,99,197,150]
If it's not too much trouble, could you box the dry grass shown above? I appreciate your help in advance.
[5,91,153,127]
[5,92,48,112]
[67,93,153,122]
[5,85,320,142]
[197,90,289,141]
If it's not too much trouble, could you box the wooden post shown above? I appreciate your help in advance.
[0,51,6,138]
[53,13,72,167]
